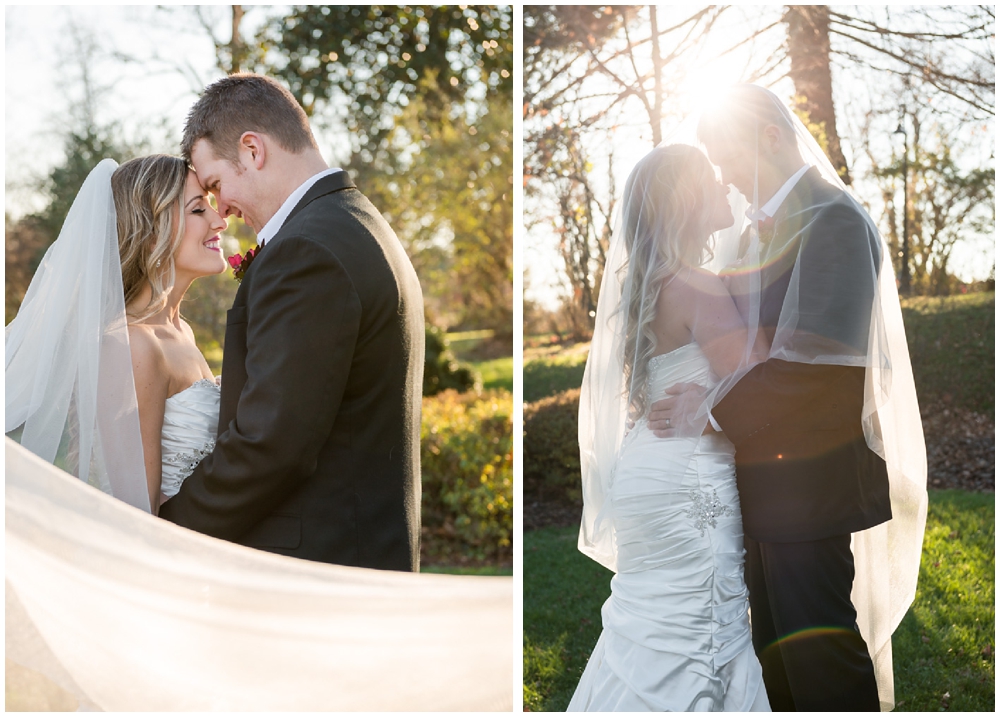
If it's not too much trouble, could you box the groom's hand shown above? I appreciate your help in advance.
[648,382,708,438]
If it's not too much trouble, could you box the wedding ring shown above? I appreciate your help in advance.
[665,418,671,427]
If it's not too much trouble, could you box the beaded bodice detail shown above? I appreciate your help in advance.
[160,378,220,499]
[631,343,737,540]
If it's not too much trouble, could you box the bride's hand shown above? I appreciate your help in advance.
[648,382,708,438]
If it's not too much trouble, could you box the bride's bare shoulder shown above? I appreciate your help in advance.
[662,267,729,299]
[688,267,731,296]
[178,318,199,342]
[127,324,167,371]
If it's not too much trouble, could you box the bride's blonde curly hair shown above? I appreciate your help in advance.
[617,144,719,422]
[111,155,189,323]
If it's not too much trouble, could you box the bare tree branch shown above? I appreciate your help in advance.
[828,25,994,117]
[829,11,992,41]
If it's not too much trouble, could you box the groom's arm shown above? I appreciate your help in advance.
[159,235,359,539]
[713,202,879,446]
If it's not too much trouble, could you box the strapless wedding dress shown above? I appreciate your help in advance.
[568,343,770,712]
[159,378,220,499]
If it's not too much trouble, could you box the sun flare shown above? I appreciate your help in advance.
[681,55,755,118]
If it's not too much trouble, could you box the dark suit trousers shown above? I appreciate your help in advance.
[744,534,880,711]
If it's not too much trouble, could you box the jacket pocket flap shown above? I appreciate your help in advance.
[227,305,248,325]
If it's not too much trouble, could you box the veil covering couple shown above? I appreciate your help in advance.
[571,84,927,711]
[5,74,511,710]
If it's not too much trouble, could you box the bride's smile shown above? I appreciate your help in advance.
[172,170,229,282]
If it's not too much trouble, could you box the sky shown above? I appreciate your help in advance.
[7,5,216,215]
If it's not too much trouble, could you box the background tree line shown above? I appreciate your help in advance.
[523,5,994,337]
[6,5,513,347]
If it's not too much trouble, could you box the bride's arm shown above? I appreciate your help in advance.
[719,264,771,364]
[128,327,169,515]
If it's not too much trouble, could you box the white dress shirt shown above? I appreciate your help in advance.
[256,167,344,246]
[745,163,811,222]
[707,163,811,433]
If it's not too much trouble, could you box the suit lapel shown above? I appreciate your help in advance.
[765,168,820,255]
[254,171,356,260]
[757,168,828,327]
[730,169,842,330]
[284,170,356,228]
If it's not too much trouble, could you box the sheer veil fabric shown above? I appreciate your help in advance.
[577,144,757,571]
[577,85,926,709]
[5,158,150,513]
[4,160,513,709]
[6,439,513,710]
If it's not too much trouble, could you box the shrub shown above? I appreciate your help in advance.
[421,389,512,561]
[523,348,588,402]
[523,388,582,504]
[423,324,479,396]
[901,292,994,417]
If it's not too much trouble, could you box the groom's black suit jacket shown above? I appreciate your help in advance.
[160,171,424,571]
[713,168,892,543]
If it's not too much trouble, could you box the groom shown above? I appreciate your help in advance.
[650,85,891,711]
[159,74,425,572]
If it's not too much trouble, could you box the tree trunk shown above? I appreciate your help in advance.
[784,5,851,184]
[230,6,245,73]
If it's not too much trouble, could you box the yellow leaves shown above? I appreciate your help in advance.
[421,389,513,560]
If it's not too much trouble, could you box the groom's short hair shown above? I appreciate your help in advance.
[697,84,795,146]
[181,73,318,164]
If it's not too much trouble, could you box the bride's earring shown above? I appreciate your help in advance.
[155,259,162,268]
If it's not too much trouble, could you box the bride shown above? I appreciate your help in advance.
[570,143,771,711]
[7,155,229,514]
[116,156,228,513]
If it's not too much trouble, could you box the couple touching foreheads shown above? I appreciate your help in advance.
[571,84,927,711]
[7,74,425,571]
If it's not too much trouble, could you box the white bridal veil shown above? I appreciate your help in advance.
[578,85,927,710]
[5,160,513,710]
[6,158,150,512]
[6,439,513,711]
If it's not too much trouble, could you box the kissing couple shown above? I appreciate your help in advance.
[7,73,425,572]
[571,84,927,711]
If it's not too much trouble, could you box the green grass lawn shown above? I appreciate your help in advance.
[523,340,590,402]
[447,329,514,393]
[523,525,612,711]
[474,355,514,392]
[523,490,994,712]
[900,292,994,416]
[446,329,497,357]
[891,490,995,711]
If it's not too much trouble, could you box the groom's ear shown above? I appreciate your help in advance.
[761,124,783,155]
[238,132,267,171]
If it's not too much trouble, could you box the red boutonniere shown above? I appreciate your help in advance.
[227,245,260,283]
